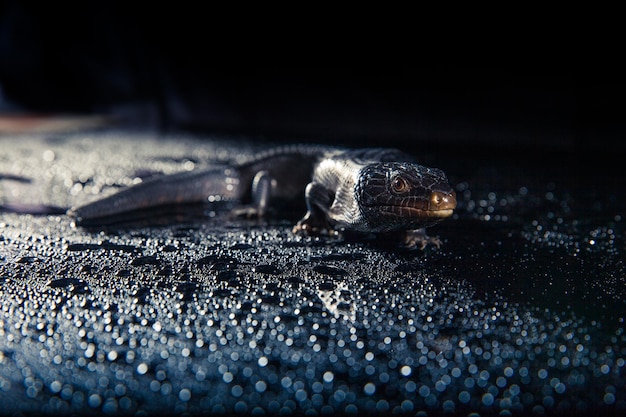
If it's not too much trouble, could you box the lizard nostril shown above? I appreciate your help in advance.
[430,190,457,210]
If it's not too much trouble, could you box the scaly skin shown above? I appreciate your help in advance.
[68,146,457,248]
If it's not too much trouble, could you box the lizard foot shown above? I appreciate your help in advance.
[292,213,338,237]
[402,229,443,250]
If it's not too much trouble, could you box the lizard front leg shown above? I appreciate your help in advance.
[230,170,274,219]
[292,182,337,236]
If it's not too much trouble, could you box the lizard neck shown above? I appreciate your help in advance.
[312,156,369,231]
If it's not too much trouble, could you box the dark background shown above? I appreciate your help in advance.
[0,3,624,154]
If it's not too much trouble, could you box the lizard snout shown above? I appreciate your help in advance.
[429,189,456,217]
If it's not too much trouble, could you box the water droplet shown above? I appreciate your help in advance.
[482,392,495,406]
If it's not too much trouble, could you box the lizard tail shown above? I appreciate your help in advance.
[67,167,241,224]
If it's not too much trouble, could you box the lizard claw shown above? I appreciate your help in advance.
[402,229,442,250]
[293,213,338,237]
[292,222,312,235]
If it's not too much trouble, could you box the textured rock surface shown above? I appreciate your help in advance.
[1,132,624,416]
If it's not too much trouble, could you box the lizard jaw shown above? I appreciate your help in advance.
[429,208,454,218]
[382,189,457,218]
[379,206,454,219]
[374,190,457,220]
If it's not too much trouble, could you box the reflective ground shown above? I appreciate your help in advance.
[1,132,624,416]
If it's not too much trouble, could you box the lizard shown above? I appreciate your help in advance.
[67,146,457,248]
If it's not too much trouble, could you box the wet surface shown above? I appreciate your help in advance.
[1,132,625,416]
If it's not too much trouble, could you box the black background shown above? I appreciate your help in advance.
[1,3,624,155]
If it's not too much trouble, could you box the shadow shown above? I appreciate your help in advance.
[72,202,225,231]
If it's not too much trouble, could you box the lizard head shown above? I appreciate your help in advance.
[355,162,457,232]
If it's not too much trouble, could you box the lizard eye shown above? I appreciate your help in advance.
[391,175,410,194]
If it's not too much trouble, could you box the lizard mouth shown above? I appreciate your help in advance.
[379,190,457,219]
[380,206,455,219]
[425,208,455,218]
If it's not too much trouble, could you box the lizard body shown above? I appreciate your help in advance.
[68,146,457,248]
